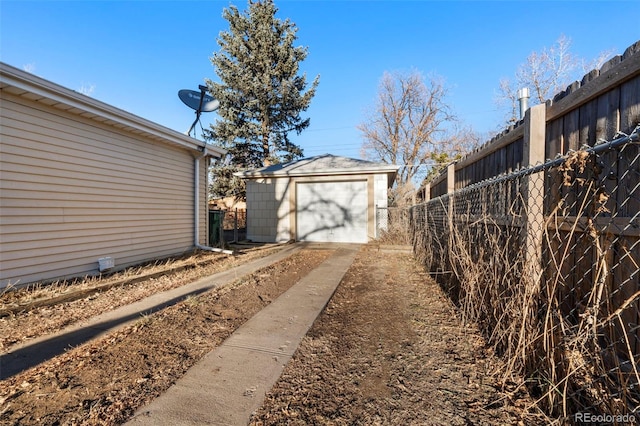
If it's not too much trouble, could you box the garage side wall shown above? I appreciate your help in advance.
[245,178,291,243]
[373,173,389,237]
[0,93,197,287]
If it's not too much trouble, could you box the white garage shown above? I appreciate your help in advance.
[296,180,368,243]
[235,154,398,244]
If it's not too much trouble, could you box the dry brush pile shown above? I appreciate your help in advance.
[376,207,412,245]
[410,134,640,422]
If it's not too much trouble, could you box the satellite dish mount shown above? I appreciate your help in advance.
[178,84,220,137]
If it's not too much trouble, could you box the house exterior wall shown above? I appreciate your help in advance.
[0,92,201,287]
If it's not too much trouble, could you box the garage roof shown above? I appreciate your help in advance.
[0,62,225,158]
[235,154,399,180]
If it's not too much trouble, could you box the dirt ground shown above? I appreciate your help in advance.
[0,245,283,350]
[0,248,333,425]
[1,245,543,425]
[251,247,543,425]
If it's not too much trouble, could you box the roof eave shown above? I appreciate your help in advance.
[0,62,226,158]
[235,166,399,179]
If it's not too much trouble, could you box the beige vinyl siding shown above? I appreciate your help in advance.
[0,93,197,287]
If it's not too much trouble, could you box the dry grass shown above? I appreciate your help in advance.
[0,249,333,425]
[0,244,286,350]
[376,207,411,245]
[251,248,543,425]
[410,147,640,421]
[0,244,281,314]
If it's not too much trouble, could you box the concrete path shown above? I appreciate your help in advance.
[1,244,302,380]
[126,245,359,426]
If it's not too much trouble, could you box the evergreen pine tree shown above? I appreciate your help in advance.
[206,0,319,170]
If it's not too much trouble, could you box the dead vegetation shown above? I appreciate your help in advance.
[251,248,544,425]
[0,249,333,425]
[0,244,284,351]
[376,206,411,245]
[411,144,640,422]
[0,243,551,425]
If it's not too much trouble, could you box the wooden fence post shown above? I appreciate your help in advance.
[522,104,546,277]
[445,162,457,269]
[446,162,456,224]
[447,163,456,195]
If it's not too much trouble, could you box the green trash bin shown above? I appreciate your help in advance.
[208,210,226,247]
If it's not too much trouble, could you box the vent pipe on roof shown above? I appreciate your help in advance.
[517,87,530,119]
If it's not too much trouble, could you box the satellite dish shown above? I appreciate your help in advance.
[178,89,219,112]
[179,85,220,137]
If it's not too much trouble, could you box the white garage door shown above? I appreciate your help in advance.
[296,181,368,243]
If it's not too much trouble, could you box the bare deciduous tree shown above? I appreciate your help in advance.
[495,34,614,126]
[359,70,466,205]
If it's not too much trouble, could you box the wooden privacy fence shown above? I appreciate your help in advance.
[411,41,640,420]
[425,41,640,200]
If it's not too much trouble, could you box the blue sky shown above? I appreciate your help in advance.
[1,0,638,161]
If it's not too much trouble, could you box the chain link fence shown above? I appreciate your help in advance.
[376,206,411,245]
[410,126,640,421]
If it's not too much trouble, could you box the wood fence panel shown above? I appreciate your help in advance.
[616,142,640,217]
[462,167,470,187]
[498,145,507,175]
[490,152,496,178]
[559,229,575,322]
[454,169,465,190]
[612,235,640,356]
[505,142,515,173]
[514,138,523,169]
[474,158,482,184]
[564,108,581,152]
[574,231,596,314]
[597,88,622,216]
[543,172,554,216]
[562,109,581,216]
[545,120,564,215]
[546,116,564,159]
[490,152,497,181]
[579,100,597,147]
[615,71,640,355]
[619,74,640,134]
[431,178,447,198]
[618,75,640,217]
[596,87,621,142]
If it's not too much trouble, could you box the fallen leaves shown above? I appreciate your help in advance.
[0,249,333,425]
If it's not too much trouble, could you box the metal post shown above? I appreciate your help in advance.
[233,208,238,243]
[517,87,530,120]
